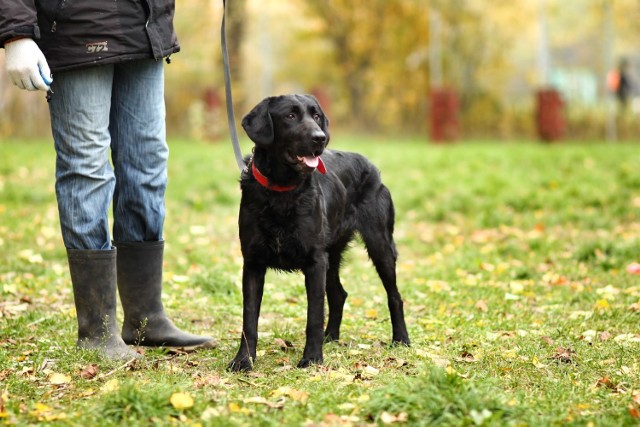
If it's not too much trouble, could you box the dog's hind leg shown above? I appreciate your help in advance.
[325,242,349,342]
[359,188,410,346]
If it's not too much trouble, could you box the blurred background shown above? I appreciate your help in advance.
[0,0,638,142]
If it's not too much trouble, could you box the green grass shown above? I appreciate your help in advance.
[1,137,640,425]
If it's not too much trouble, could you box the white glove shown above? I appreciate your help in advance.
[5,38,52,91]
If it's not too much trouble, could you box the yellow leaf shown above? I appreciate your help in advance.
[43,412,67,422]
[243,396,269,405]
[503,350,517,359]
[101,379,119,393]
[364,365,380,376]
[357,394,370,403]
[594,299,610,310]
[170,392,194,410]
[532,356,546,369]
[365,309,378,319]
[33,403,51,413]
[48,373,71,385]
[29,402,54,420]
[445,366,458,376]
[228,402,252,414]
[271,387,309,404]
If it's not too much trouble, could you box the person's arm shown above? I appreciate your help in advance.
[1,1,52,91]
[4,37,52,91]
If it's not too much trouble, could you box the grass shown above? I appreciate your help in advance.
[1,136,640,426]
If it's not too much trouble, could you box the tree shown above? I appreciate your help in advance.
[301,0,430,131]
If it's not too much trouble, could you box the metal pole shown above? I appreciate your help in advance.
[537,0,550,87]
[603,0,617,142]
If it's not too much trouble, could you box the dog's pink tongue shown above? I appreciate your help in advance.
[302,156,319,168]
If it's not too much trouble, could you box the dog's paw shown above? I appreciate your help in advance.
[228,356,254,372]
[297,356,323,368]
[392,337,411,347]
[324,331,340,342]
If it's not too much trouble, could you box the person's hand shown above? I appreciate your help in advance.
[4,38,52,91]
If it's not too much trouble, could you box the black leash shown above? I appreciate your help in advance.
[221,0,247,172]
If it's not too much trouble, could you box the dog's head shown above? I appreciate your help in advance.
[242,94,330,173]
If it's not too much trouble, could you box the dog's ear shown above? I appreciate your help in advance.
[242,97,274,146]
[304,94,330,142]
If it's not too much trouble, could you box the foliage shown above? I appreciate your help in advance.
[2,1,640,139]
[1,138,640,425]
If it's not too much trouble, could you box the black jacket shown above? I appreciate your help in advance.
[0,0,179,72]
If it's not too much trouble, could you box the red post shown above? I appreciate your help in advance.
[203,89,221,111]
[311,87,331,120]
[535,89,565,142]
[429,88,459,143]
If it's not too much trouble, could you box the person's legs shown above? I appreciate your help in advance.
[49,66,138,359]
[51,66,115,250]
[110,59,168,242]
[110,59,215,350]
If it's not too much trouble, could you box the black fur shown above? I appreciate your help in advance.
[229,94,410,372]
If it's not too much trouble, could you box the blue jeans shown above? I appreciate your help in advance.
[49,59,168,250]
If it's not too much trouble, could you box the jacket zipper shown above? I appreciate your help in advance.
[51,0,67,32]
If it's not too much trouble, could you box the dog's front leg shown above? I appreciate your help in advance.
[298,255,328,368]
[229,263,266,372]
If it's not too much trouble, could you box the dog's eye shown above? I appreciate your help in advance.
[313,114,321,122]
[286,113,296,120]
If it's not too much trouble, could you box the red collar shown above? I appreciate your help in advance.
[251,158,326,192]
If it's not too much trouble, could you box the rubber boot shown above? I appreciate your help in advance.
[67,248,140,360]
[115,240,216,350]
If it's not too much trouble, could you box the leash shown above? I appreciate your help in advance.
[221,0,247,172]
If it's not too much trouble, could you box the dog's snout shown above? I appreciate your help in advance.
[312,131,327,145]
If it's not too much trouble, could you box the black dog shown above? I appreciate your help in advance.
[229,94,410,372]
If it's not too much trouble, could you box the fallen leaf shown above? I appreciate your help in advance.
[29,402,67,421]
[201,407,220,420]
[475,299,488,312]
[470,409,493,425]
[455,351,477,363]
[228,402,252,414]
[600,378,626,394]
[627,263,640,275]
[18,249,43,264]
[0,390,7,417]
[80,364,98,380]
[243,396,285,409]
[274,338,294,351]
[532,356,546,369]
[170,392,194,410]
[383,357,407,368]
[101,379,119,393]
[271,387,309,404]
[580,330,597,342]
[47,373,71,385]
[541,336,555,345]
[380,411,408,424]
[596,376,615,390]
[628,302,640,312]
[599,331,612,342]
[614,334,640,343]
[550,347,576,364]
[415,349,450,368]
